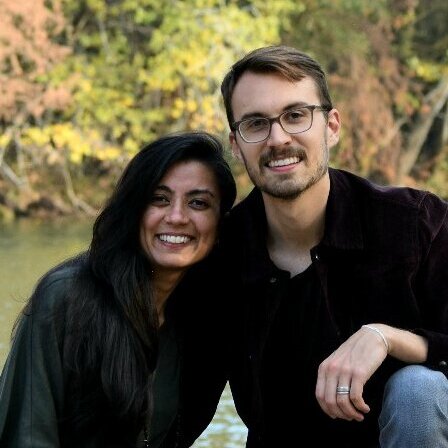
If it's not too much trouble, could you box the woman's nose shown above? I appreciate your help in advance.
[164,204,189,225]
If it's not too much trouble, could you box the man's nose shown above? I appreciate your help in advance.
[266,121,292,147]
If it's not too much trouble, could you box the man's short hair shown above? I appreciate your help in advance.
[221,45,333,126]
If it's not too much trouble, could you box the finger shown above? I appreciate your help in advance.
[348,379,370,415]
[332,377,363,422]
[315,371,325,409]
[324,373,346,420]
[335,378,364,422]
[316,361,340,419]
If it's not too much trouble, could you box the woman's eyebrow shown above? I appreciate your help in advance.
[155,186,216,198]
[187,189,216,198]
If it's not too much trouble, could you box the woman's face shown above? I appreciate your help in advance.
[140,160,221,275]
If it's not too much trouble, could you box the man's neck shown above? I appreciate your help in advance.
[263,173,330,276]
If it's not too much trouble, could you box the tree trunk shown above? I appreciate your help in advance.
[397,76,448,182]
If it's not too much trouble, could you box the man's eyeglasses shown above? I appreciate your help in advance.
[232,105,332,143]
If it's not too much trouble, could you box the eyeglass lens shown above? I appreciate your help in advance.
[239,107,315,143]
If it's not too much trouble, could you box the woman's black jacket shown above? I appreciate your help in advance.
[0,255,228,447]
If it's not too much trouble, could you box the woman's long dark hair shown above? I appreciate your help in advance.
[48,132,236,434]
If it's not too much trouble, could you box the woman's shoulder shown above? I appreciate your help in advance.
[30,255,87,316]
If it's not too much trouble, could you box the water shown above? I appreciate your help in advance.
[0,218,247,447]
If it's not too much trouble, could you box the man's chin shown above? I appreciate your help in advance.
[260,184,304,200]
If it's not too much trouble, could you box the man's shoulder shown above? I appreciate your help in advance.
[330,169,448,246]
[229,188,260,212]
[225,188,263,227]
[331,168,446,211]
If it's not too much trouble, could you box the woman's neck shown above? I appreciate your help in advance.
[151,268,185,327]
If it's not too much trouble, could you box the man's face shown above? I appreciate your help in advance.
[229,72,340,200]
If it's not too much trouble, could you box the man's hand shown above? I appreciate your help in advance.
[315,324,428,422]
[315,325,388,422]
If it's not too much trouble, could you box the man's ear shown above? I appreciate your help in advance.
[326,109,341,148]
[229,131,243,162]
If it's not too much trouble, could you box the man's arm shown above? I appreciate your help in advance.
[316,192,448,423]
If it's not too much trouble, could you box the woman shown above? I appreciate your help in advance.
[0,132,237,447]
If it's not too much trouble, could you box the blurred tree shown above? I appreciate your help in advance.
[1,0,447,220]
[52,0,299,201]
[1,0,298,217]
[397,0,448,191]
[58,0,296,151]
[0,0,70,123]
[0,0,73,216]
[284,0,448,193]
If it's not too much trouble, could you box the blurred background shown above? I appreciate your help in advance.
[0,0,447,446]
[1,0,447,220]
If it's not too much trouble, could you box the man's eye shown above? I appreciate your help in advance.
[245,118,268,130]
[285,110,306,122]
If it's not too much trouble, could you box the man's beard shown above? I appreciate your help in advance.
[242,141,329,200]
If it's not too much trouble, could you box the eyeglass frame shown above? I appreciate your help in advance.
[231,104,332,143]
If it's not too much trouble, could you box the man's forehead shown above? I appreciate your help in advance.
[231,72,320,118]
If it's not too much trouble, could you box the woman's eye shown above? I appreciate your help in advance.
[190,199,210,209]
[149,195,169,205]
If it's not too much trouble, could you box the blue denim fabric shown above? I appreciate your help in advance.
[379,365,448,447]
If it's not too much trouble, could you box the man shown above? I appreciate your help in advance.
[219,45,448,447]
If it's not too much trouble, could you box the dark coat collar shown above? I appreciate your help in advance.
[227,168,365,284]
[322,168,364,250]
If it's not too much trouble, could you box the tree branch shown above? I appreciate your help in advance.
[60,159,98,217]
[397,76,448,181]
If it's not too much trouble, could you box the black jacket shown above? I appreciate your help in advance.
[0,256,227,447]
[221,168,448,447]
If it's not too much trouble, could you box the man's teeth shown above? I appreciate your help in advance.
[268,157,299,168]
[159,234,190,244]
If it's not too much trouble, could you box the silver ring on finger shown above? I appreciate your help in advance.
[336,386,350,395]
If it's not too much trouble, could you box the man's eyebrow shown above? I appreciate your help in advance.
[238,101,311,121]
